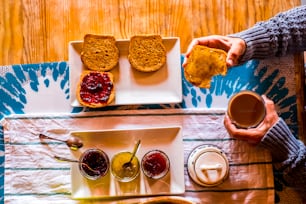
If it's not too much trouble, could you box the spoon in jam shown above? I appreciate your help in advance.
[53,155,100,175]
[39,133,83,150]
[122,140,141,169]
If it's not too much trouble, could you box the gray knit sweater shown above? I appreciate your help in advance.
[231,6,306,192]
[231,5,306,63]
[262,119,306,192]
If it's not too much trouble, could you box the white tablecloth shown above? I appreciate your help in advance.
[2,109,274,204]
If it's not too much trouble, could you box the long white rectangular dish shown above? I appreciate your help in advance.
[70,126,185,199]
[69,37,182,107]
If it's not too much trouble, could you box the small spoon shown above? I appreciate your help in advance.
[54,155,99,175]
[39,133,83,150]
[122,140,141,169]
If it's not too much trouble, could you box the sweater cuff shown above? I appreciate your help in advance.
[260,118,300,162]
[228,24,272,63]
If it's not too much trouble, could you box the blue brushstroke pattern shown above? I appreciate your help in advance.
[0,62,70,119]
[0,59,300,135]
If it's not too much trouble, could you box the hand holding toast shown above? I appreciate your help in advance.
[183,35,246,68]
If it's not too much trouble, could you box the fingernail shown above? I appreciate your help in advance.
[227,59,234,67]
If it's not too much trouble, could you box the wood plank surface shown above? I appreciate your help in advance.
[0,0,301,65]
[295,53,306,142]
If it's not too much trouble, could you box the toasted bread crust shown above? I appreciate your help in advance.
[76,71,115,108]
[140,196,195,204]
[81,34,119,71]
[128,35,166,72]
[184,45,227,88]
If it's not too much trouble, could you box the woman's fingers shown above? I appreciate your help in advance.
[226,38,246,67]
[183,36,231,67]
[183,35,246,68]
[261,95,279,127]
[224,115,263,143]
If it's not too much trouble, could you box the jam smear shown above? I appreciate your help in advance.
[80,72,113,104]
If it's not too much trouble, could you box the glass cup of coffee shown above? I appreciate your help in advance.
[227,90,266,129]
[79,148,110,180]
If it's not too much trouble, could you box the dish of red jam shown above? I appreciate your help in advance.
[79,72,113,104]
[141,150,170,179]
[79,148,110,180]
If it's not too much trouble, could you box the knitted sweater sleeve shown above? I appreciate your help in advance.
[260,118,306,191]
[230,5,306,63]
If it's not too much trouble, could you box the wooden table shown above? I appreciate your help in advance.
[0,1,305,202]
[0,0,301,65]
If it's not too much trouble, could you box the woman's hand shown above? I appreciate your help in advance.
[183,35,246,67]
[224,95,279,144]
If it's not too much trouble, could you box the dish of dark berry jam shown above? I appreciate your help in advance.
[79,148,110,180]
[141,149,170,179]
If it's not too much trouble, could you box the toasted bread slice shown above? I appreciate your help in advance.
[128,35,166,72]
[184,45,227,88]
[81,34,119,71]
[76,71,115,108]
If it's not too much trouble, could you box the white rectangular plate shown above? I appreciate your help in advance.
[70,126,185,199]
[69,37,182,107]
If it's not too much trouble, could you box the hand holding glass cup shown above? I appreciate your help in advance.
[225,91,279,144]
